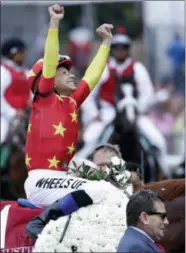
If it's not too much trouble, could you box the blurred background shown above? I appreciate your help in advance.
[1,0,185,199]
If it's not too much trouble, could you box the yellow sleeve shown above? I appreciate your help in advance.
[43,29,59,78]
[82,45,110,91]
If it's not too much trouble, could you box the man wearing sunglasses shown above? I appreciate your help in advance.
[80,27,169,179]
[117,189,169,252]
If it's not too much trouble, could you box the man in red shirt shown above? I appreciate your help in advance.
[24,4,113,208]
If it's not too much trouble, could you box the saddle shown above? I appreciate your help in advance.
[0,200,42,250]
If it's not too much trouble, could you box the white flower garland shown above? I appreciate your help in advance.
[33,183,132,252]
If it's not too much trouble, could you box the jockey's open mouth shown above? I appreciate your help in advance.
[68,78,76,86]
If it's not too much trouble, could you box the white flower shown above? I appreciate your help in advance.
[120,158,126,167]
[124,170,131,181]
[102,166,111,177]
[34,181,131,252]
[111,156,121,166]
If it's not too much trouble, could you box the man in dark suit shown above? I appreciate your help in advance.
[117,189,169,252]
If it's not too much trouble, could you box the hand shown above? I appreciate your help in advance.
[96,24,113,41]
[48,5,65,20]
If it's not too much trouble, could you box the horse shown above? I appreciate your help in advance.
[0,116,28,200]
[100,83,162,183]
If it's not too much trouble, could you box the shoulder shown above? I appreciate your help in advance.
[133,61,148,71]
[118,231,148,253]
[24,68,30,79]
[133,62,151,79]
[1,65,11,76]
[1,65,12,85]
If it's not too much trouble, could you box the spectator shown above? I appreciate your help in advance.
[1,38,30,144]
[117,189,169,253]
[166,33,185,94]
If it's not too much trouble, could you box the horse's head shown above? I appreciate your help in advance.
[115,83,139,132]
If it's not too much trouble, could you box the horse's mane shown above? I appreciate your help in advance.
[144,179,185,200]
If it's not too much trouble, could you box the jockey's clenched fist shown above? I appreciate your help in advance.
[48,5,65,20]
[96,24,113,40]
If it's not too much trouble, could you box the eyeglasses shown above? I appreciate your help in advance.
[147,212,167,220]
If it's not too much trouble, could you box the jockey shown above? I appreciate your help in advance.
[80,27,170,178]
[1,38,30,144]
[24,5,113,208]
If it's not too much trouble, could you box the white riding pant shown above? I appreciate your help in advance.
[1,115,10,144]
[24,169,120,208]
[79,103,170,177]
[137,115,170,177]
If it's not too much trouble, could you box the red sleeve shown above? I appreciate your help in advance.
[37,74,54,94]
[34,75,55,107]
[70,80,90,107]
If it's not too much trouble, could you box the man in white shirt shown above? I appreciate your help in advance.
[1,38,30,144]
[80,29,169,177]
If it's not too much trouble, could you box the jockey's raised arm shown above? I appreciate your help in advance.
[70,24,113,107]
[81,64,110,126]
[37,14,60,94]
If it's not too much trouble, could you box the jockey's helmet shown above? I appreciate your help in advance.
[111,27,132,48]
[1,38,26,58]
[28,55,73,94]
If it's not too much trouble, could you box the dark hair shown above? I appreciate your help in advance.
[88,143,122,161]
[1,38,26,58]
[126,190,164,226]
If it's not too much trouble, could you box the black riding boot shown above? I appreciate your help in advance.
[26,201,62,240]
[26,190,93,240]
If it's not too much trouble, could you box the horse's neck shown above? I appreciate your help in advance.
[144,179,185,200]
[132,182,144,192]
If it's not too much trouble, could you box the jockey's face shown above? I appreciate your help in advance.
[13,50,26,66]
[111,44,130,63]
[143,201,169,242]
[55,67,76,95]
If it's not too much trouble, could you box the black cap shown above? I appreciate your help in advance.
[1,38,26,57]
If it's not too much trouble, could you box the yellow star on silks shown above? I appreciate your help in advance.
[67,143,75,155]
[56,94,63,102]
[53,122,67,137]
[28,69,36,77]
[28,123,32,133]
[25,154,32,167]
[70,111,78,123]
[48,156,60,168]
